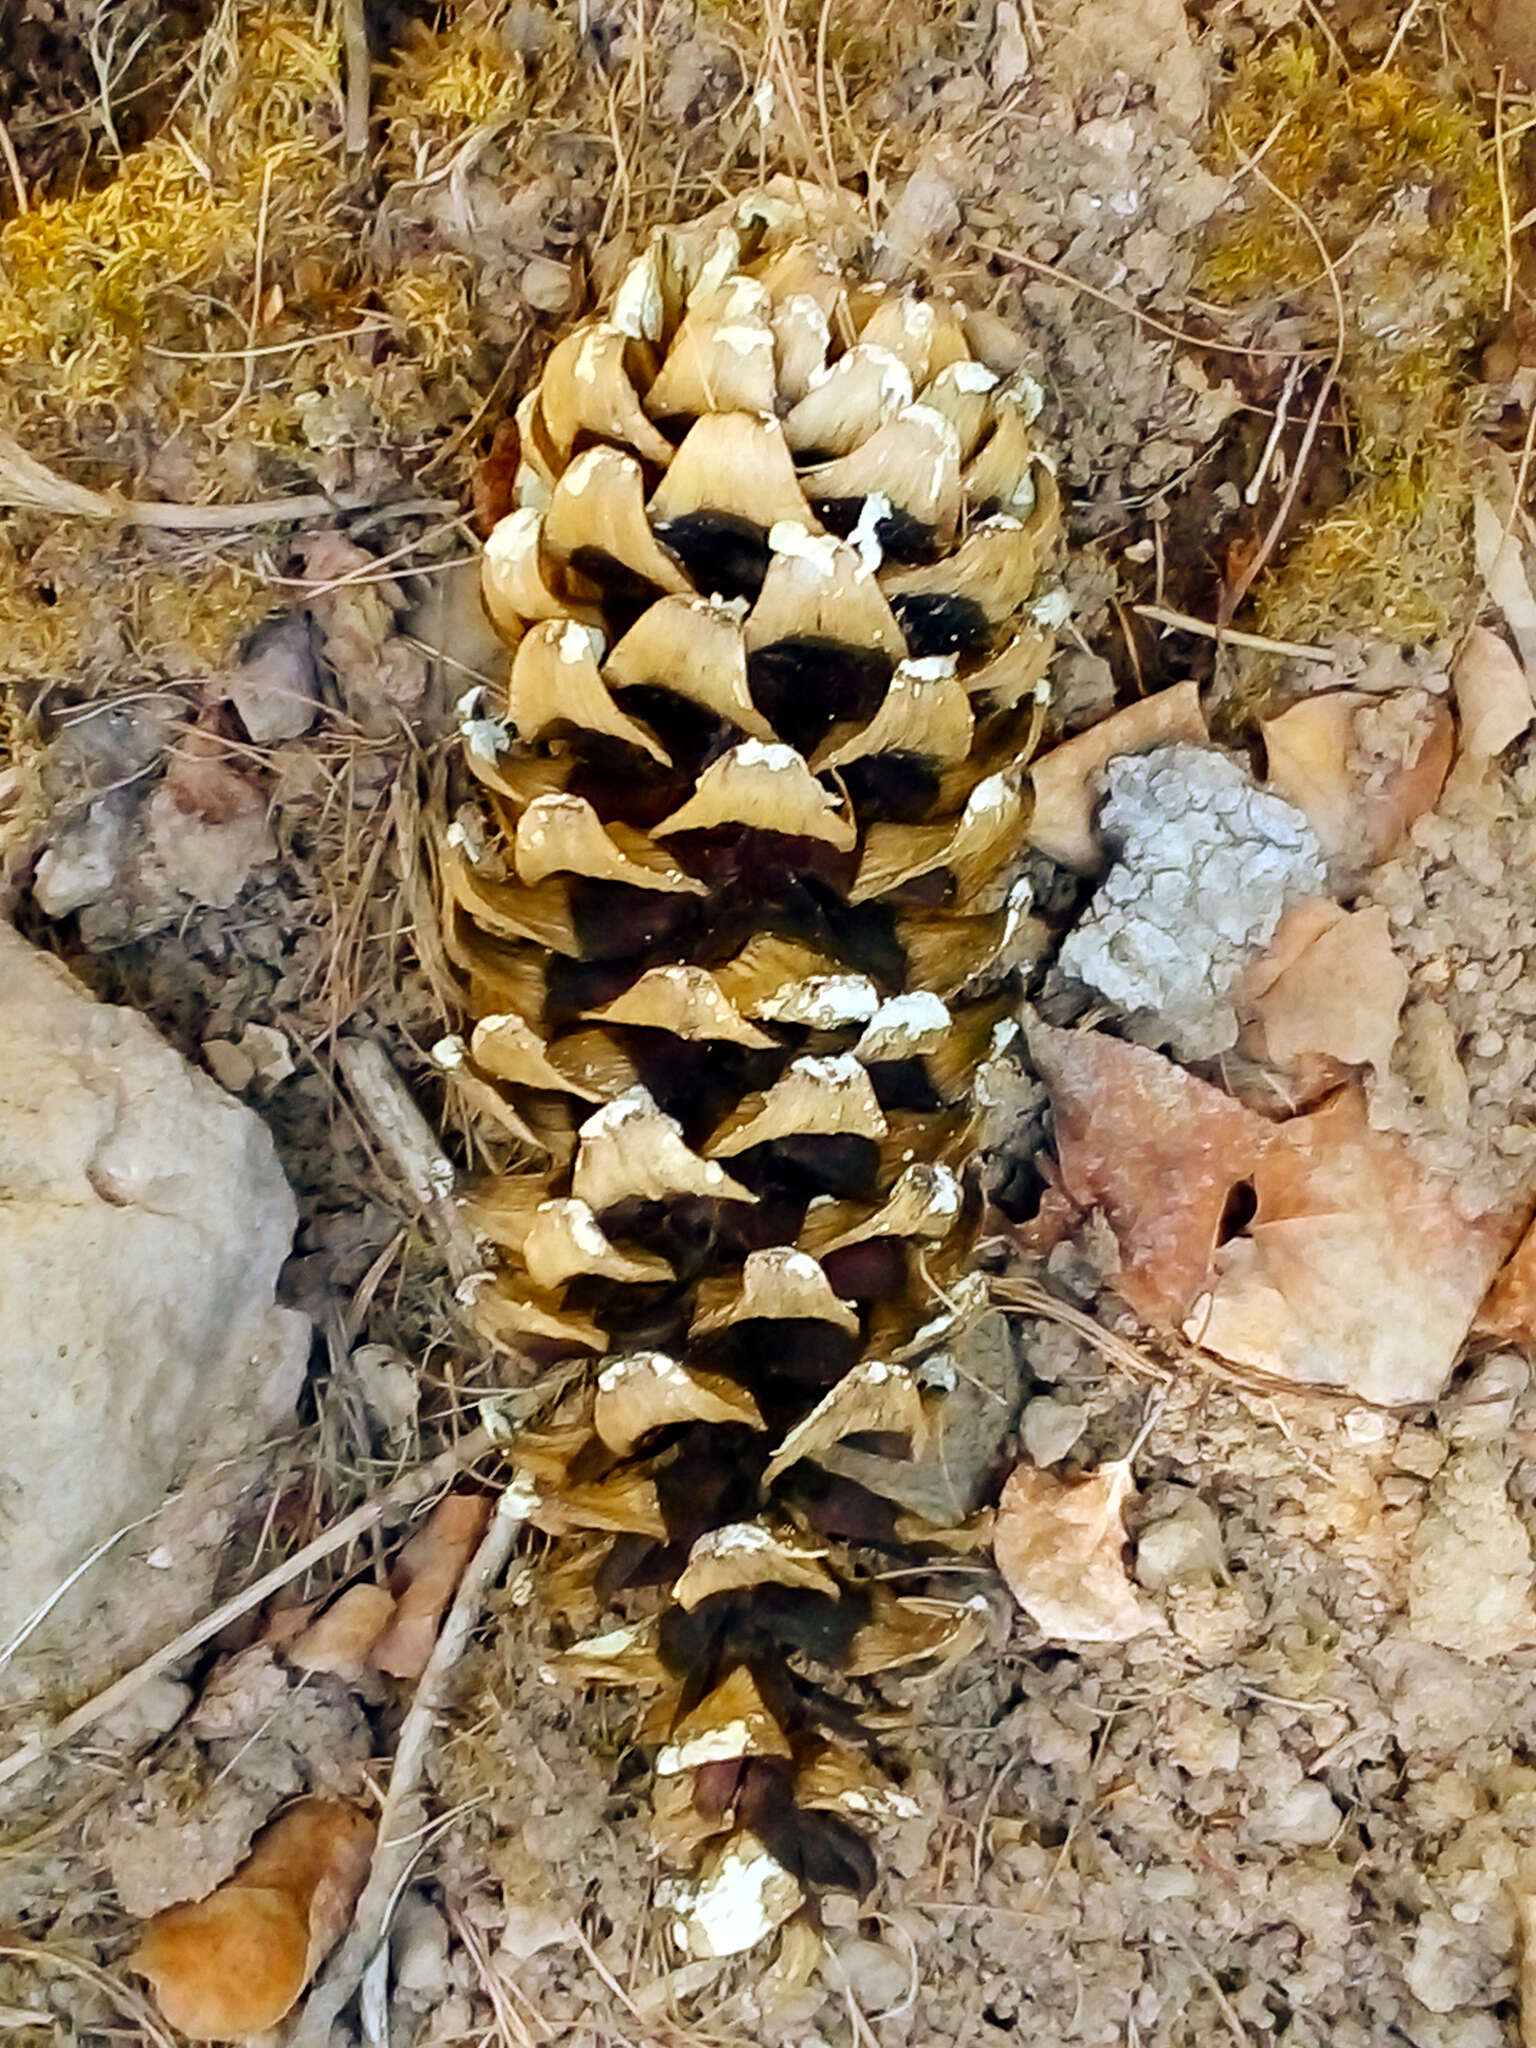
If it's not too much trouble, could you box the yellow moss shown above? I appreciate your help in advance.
[379,266,478,379]
[0,2,348,425]
[134,562,276,668]
[1256,470,1476,647]
[411,38,530,126]
[1200,36,1508,644]
[1202,42,1504,338]
[374,7,576,176]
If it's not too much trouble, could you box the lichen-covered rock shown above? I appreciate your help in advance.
[1057,742,1326,1059]
[0,926,307,1709]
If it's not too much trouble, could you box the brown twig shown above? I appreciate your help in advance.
[1134,602,1332,663]
[336,1035,484,1285]
[974,243,1324,362]
[993,1277,1173,1384]
[1497,65,1517,316]
[0,112,27,214]
[0,432,375,526]
[342,0,371,155]
[285,1485,530,2048]
[0,1940,176,2048]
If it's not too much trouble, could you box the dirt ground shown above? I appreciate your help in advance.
[5,0,1536,2043]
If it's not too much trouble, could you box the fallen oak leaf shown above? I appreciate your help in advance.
[1189,1086,1519,1405]
[1261,690,1452,877]
[1474,1208,1536,1346]
[1474,493,1536,681]
[1022,1016,1275,1327]
[162,721,269,825]
[129,1796,374,2041]
[367,1490,493,1679]
[1454,623,1534,759]
[993,1459,1161,1643]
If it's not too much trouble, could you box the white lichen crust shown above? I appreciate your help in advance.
[1058,741,1326,1059]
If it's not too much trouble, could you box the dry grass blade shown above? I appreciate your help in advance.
[1213,137,1347,629]
[0,433,117,518]
[993,1277,1173,1384]
[0,431,374,526]
[0,1424,497,1790]
[0,1939,178,2048]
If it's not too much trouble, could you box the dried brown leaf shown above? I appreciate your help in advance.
[1262,691,1452,872]
[1474,1211,1536,1345]
[367,1491,493,1679]
[285,1583,397,1680]
[1242,899,1407,1078]
[130,1797,374,2041]
[1027,680,1207,872]
[1024,1018,1274,1325]
[1191,1088,1516,1404]
[993,1461,1161,1643]
[1453,623,1534,758]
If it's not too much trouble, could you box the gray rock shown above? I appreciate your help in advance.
[818,1312,1024,1523]
[0,927,308,1710]
[225,610,321,743]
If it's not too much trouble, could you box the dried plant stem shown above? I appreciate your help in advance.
[974,243,1318,361]
[342,0,372,154]
[0,431,374,527]
[1497,66,1517,315]
[1133,603,1332,662]
[0,113,27,214]
[337,1036,483,1284]
[0,1425,497,1791]
[286,1487,529,2048]
[994,1278,1172,1385]
[0,1939,176,2048]
[1216,155,1348,627]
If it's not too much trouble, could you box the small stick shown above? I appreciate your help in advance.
[0,434,377,527]
[1133,603,1331,663]
[993,1277,1172,1385]
[285,1486,531,2048]
[336,1036,483,1284]
[974,242,1321,362]
[342,0,371,155]
[1216,154,1347,628]
[1497,66,1516,316]
[0,112,27,214]
[0,1426,496,1791]
[1243,356,1302,506]
[1378,0,1422,69]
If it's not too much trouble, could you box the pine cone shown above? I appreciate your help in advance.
[447,191,1059,1958]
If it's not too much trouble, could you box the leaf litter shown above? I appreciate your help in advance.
[6,2,1536,2046]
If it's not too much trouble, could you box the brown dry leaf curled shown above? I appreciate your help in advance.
[1453,623,1534,759]
[130,1796,374,2040]
[1190,1087,1517,1404]
[1242,899,1407,1079]
[993,1460,1161,1642]
[1027,679,1208,872]
[1261,691,1452,875]
[1474,1211,1536,1345]
[285,1582,398,1680]
[1024,1017,1275,1326]
[367,1490,493,1679]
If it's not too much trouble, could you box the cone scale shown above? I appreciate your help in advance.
[451,192,1058,1954]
